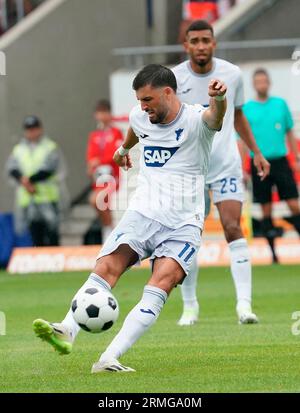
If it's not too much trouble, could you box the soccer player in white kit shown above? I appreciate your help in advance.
[173,20,270,326]
[33,64,227,372]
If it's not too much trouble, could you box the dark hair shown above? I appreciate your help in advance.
[95,99,111,112]
[132,64,177,93]
[186,20,214,36]
[253,68,269,79]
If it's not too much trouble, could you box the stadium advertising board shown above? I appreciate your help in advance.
[7,239,300,274]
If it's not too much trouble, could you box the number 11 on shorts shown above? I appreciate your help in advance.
[178,243,196,262]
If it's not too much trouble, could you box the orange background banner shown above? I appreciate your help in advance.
[7,238,300,274]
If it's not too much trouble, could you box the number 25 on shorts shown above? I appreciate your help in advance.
[220,178,237,194]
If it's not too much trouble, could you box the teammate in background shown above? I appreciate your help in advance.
[33,64,227,372]
[86,100,123,242]
[173,20,270,326]
[243,69,300,255]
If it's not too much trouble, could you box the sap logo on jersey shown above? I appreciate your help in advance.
[144,146,179,167]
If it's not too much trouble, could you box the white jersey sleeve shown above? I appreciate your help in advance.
[189,104,216,168]
[129,105,142,138]
[189,104,215,137]
[234,69,245,108]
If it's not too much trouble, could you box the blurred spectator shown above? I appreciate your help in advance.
[243,69,300,261]
[6,116,62,246]
[178,0,244,44]
[86,100,123,242]
[183,0,219,22]
[179,1,218,44]
[0,0,45,35]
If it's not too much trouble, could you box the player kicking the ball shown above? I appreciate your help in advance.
[173,20,270,326]
[33,64,226,372]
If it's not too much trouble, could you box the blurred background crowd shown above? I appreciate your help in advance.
[0,0,300,267]
[0,1,246,36]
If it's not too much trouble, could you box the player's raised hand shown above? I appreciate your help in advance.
[208,79,227,98]
[113,149,133,171]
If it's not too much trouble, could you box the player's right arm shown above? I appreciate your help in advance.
[113,127,138,171]
[202,79,227,131]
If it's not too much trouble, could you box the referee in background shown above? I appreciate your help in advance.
[243,68,300,261]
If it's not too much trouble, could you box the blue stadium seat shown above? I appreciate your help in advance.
[0,213,32,268]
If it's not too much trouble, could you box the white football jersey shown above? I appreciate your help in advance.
[128,103,216,229]
[172,58,243,183]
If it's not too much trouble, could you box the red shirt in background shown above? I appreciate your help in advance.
[86,126,123,191]
[184,1,219,23]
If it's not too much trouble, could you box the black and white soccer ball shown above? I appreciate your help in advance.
[71,287,119,333]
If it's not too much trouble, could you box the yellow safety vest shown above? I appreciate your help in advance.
[12,137,59,208]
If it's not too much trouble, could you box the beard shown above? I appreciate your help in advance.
[148,109,168,124]
[193,53,212,68]
[197,59,209,67]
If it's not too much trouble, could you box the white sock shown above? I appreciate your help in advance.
[180,256,199,311]
[61,272,111,340]
[229,238,252,307]
[100,285,167,362]
[102,225,113,243]
[60,309,80,342]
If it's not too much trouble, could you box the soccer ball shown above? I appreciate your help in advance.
[71,287,119,333]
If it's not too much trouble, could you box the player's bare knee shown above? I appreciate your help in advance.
[223,222,243,243]
[93,258,119,285]
[150,271,183,294]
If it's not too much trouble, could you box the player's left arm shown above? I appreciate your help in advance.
[202,79,227,131]
[234,108,270,180]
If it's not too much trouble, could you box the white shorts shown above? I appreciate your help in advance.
[97,210,202,276]
[207,175,244,205]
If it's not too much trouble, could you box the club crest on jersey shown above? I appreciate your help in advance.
[144,146,179,167]
[175,128,184,141]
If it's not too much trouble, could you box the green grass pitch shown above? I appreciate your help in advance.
[0,265,300,393]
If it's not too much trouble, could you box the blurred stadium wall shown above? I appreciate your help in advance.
[215,0,300,62]
[1,0,299,217]
[0,0,182,211]
[109,0,300,234]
